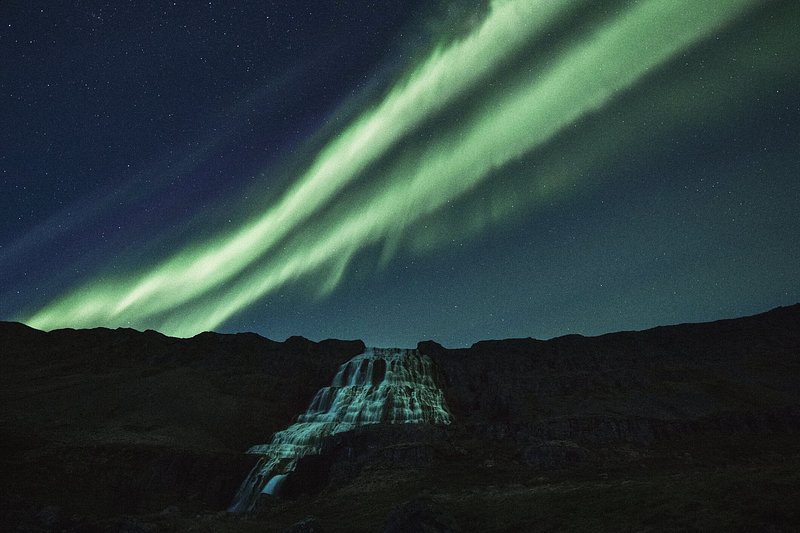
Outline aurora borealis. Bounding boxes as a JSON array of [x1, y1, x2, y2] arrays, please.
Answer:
[[2, 0, 799, 346]]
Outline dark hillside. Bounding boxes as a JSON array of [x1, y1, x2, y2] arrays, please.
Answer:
[[1, 306, 798, 531]]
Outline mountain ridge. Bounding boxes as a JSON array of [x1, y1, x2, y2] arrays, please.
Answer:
[[1, 304, 799, 531], [5, 302, 798, 348]]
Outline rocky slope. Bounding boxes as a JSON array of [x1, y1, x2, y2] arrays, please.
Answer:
[[1, 305, 799, 531], [422, 303, 800, 442], [0, 325, 363, 526]]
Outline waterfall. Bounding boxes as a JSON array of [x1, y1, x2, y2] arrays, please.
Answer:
[[228, 348, 452, 512]]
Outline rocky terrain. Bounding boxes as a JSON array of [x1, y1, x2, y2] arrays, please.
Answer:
[[1, 305, 799, 531]]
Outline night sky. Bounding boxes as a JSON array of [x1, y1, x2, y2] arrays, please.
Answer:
[[2, 0, 798, 347]]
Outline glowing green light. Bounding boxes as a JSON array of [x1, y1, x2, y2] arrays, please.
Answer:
[[27, 0, 760, 335]]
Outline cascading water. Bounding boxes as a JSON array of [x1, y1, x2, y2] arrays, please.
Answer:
[[228, 347, 452, 513]]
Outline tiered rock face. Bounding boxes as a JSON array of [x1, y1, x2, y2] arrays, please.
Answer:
[[420, 304, 800, 443], [229, 348, 452, 512]]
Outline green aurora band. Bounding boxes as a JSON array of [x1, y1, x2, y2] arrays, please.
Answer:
[[27, 0, 769, 335]]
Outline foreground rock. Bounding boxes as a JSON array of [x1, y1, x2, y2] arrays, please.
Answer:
[[384, 498, 461, 533]]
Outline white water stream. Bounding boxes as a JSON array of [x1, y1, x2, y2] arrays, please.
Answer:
[[229, 347, 452, 512]]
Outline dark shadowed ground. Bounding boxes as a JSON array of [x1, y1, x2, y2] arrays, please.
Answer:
[[1, 305, 799, 531]]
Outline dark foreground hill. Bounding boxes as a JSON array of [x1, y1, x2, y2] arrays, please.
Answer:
[[1, 305, 799, 531]]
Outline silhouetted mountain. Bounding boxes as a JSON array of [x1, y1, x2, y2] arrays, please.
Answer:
[[422, 304, 800, 439], [1, 305, 798, 531]]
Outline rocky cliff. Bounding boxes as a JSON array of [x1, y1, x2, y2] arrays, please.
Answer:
[[421, 304, 800, 442], [1, 305, 798, 531]]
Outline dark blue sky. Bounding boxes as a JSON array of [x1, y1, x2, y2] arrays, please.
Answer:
[[2, 0, 798, 347]]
